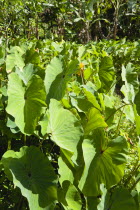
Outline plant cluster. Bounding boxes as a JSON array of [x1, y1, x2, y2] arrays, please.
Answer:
[[0, 0, 140, 43], [0, 38, 139, 209]]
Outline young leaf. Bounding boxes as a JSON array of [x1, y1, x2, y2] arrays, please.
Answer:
[[84, 108, 107, 135]]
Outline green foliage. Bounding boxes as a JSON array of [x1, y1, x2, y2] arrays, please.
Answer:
[[0, 38, 140, 209], [84, 108, 107, 134], [99, 56, 115, 91], [97, 185, 138, 210], [0, 0, 140, 42]]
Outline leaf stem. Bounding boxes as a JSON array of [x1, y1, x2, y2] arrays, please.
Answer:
[[7, 139, 11, 150], [130, 177, 140, 191], [116, 106, 124, 135], [49, 143, 55, 155], [105, 103, 131, 122]]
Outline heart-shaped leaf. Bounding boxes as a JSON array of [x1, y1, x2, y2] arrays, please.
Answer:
[[46, 99, 83, 157], [79, 130, 128, 196], [6, 72, 46, 134], [2, 146, 57, 210], [45, 57, 78, 103]]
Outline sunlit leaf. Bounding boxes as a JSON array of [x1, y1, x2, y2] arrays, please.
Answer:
[[79, 131, 128, 196], [84, 108, 107, 135], [46, 99, 83, 157], [45, 57, 78, 103], [6, 46, 25, 71], [6, 73, 46, 134], [121, 63, 139, 102], [15, 63, 35, 85]]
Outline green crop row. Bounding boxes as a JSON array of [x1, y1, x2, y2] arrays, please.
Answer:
[[0, 38, 139, 209]]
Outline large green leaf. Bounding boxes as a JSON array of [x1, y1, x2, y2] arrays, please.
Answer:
[[97, 186, 137, 210], [99, 56, 115, 91], [45, 57, 63, 94], [2, 146, 57, 210], [46, 99, 83, 157], [6, 73, 46, 134], [107, 188, 137, 210], [6, 73, 25, 132], [79, 130, 128, 196], [44, 57, 78, 102]]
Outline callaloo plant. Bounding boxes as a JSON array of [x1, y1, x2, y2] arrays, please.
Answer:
[[0, 39, 139, 209]]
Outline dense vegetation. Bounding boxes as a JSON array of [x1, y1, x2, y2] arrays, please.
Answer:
[[0, 0, 140, 42], [0, 0, 140, 209]]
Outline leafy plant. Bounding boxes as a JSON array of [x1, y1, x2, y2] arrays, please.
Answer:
[[0, 38, 139, 209]]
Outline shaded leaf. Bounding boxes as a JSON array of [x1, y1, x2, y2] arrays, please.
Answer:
[[134, 89, 140, 116], [2, 146, 57, 210], [106, 188, 137, 210], [99, 56, 115, 91]]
